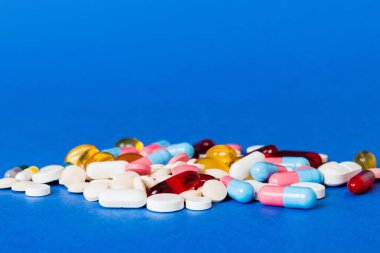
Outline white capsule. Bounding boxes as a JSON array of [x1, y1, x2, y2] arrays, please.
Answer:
[[246, 145, 264, 154], [111, 172, 139, 189], [201, 180, 227, 202], [86, 161, 127, 179], [15, 166, 39, 181], [186, 196, 212, 211], [229, 151, 265, 180], [204, 169, 229, 179], [25, 183, 50, 197], [67, 182, 90, 193], [0, 178, 17, 189], [83, 181, 109, 201], [147, 193, 184, 212], [11, 181, 34, 192], [32, 165, 64, 184], [59, 165, 86, 186], [99, 189, 147, 208]]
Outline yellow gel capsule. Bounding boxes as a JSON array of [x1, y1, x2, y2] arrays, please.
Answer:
[[115, 137, 144, 151], [196, 157, 230, 173], [116, 153, 144, 163], [84, 152, 115, 169], [205, 145, 238, 167], [65, 144, 99, 167], [354, 151, 377, 169]]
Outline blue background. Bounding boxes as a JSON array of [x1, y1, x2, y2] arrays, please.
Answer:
[[1, 0, 380, 252]]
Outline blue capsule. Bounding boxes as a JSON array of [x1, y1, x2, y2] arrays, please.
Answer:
[[167, 143, 194, 158], [250, 162, 289, 182], [221, 176, 255, 203]]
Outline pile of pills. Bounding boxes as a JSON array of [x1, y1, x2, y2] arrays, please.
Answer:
[[0, 138, 378, 212]]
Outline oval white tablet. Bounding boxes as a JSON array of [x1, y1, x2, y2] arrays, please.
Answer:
[[86, 161, 127, 179], [140, 176, 156, 190], [67, 182, 89, 193], [0, 178, 17, 189], [11, 181, 34, 192], [133, 177, 146, 192], [201, 180, 227, 202], [25, 183, 50, 197], [180, 190, 202, 200], [59, 165, 86, 186], [111, 172, 138, 189], [291, 182, 326, 199], [15, 170, 33, 181], [150, 167, 171, 180], [186, 196, 212, 211], [147, 193, 184, 212], [155, 175, 171, 184], [204, 169, 229, 179], [99, 189, 147, 208], [83, 181, 109, 201], [32, 165, 64, 184]]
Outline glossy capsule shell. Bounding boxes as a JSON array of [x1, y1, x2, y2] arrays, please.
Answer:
[[102, 147, 139, 157], [84, 152, 114, 169], [64, 144, 99, 167], [265, 157, 310, 170], [250, 162, 288, 182], [167, 142, 194, 158], [275, 151, 323, 168], [193, 139, 215, 158], [354, 151, 377, 169], [194, 174, 215, 189], [269, 169, 323, 186], [258, 185, 317, 209], [196, 157, 230, 172], [206, 145, 238, 167], [4, 165, 28, 178], [148, 171, 200, 196], [220, 176, 254, 203], [139, 140, 170, 155], [246, 145, 278, 157], [130, 149, 173, 166], [347, 170, 375, 194], [114, 137, 144, 150]]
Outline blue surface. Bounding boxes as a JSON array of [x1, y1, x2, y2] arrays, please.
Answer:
[[1, 0, 380, 252]]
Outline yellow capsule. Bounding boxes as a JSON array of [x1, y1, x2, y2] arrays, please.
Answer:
[[84, 152, 115, 169], [354, 150, 377, 169], [205, 145, 238, 167], [116, 153, 144, 163], [196, 157, 230, 173], [115, 137, 144, 151], [64, 144, 99, 167]]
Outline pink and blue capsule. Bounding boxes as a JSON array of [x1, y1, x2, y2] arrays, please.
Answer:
[[139, 140, 171, 155], [102, 146, 139, 157], [258, 185, 317, 209], [220, 176, 255, 203], [167, 142, 194, 158], [265, 157, 310, 170], [268, 168, 323, 186], [128, 149, 173, 167], [250, 162, 288, 182]]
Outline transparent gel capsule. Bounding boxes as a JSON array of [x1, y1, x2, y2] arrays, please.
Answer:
[[84, 152, 115, 169], [148, 171, 200, 196], [116, 153, 144, 163], [354, 151, 377, 170], [196, 157, 230, 172], [4, 165, 28, 178], [193, 139, 215, 158], [205, 145, 237, 167], [114, 137, 144, 151], [64, 144, 99, 167]]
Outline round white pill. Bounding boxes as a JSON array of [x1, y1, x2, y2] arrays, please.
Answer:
[[0, 178, 17, 189], [204, 169, 229, 179], [67, 182, 89, 193], [201, 180, 227, 202], [99, 189, 147, 208], [11, 181, 34, 192], [186, 196, 212, 211], [83, 181, 109, 201], [59, 165, 86, 186], [15, 170, 33, 181], [32, 165, 64, 184], [86, 161, 127, 179], [180, 190, 201, 200], [25, 183, 51, 197], [147, 193, 184, 212], [291, 182, 326, 199]]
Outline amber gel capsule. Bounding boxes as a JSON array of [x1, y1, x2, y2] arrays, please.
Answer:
[[347, 170, 375, 194], [148, 171, 200, 196], [354, 151, 377, 169]]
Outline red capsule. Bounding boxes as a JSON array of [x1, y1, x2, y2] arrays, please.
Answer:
[[347, 170, 375, 194], [275, 151, 322, 168], [148, 171, 200, 196], [194, 174, 215, 189], [193, 139, 215, 158], [247, 145, 278, 157]]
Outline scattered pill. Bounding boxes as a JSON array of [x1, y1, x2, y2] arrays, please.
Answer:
[[59, 165, 86, 186], [147, 193, 184, 212], [168, 153, 191, 164], [0, 178, 17, 189], [149, 171, 200, 195], [268, 169, 323, 186], [347, 170, 375, 194], [221, 176, 254, 203], [186, 196, 212, 211], [180, 190, 202, 200], [354, 151, 376, 170], [291, 182, 326, 199], [193, 139, 215, 158], [265, 157, 310, 170], [86, 161, 127, 179], [11, 181, 34, 192], [368, 168, 380, 179], [4, 165, 28, 178], [99, 189, 147, 208], [206, 145, 238, 167], [274, 151, 323, 168], [84, 181, 109, 201], [133, 177, 146, 192], [172, 165, 198, 176], [67, 182, 90, 193], [204, 169, 229, 179], [250, 162, 288, 182], [25, 183, 51, 197], [201, 180, 227, 202], [115, 137, 144, 150], [318, 161, 361, 186], [111, 172, 139, 189], [229, 151, 265, 180], [32, 165, 64, 184], [64, 144, 99, 167]]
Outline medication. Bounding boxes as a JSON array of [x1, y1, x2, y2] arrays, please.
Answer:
[[133, 177, 146, 192], [206, 145, 238, 166], [111, 172, 139, 189], [64, 144, 99, 167], [274, 151, 323, 168], [101, 147, 139, 158], [172, 165, 199, 176], [193, 139, 215, 158], [84, 152, 114, 169], [15, 166, 39, 181], [147, 193, 184, 212], [245, 180, 272, 200], [354, 151, 376, 169], [139, 140, 170, 155], [116, 153, 144, 163], [220, 176, 254, 203], [0, 178, 17, 189], [186, 197, 212, 211], [148, 171, 200, 195], [180, 190, 202, 200], [4, 165, 28, 178], [150, 167, 171, 179], [291, 182, 326, 199], [258, 185, 317, 209], [168, 153, 190, 164], [32, 165, 64, 184], [167, 142, 194, 158], [204, 169, 229, 179], [268, 169, 323, 186], [347, 170, 375, 194], [114, 137, 144, 150], [67, 182, 89, 193], [99, 189, 147, 208], [201, 180, 227, 202], [368, 168, 380, 179], [196, 157, 229, 173], [246, 145, 278, 157], [318, 161, 361, 186], [229, 151, 265, 180], [59, 165, 86, 186], [125, 163, 151, 175], [250, 162, 288, 182], [11, 181, 34, 192], [129, 149, 173, 166], [140, 176, 156, 190], [194, 174, 215, 189], [25, 183, 51, 197], [83, 181, 109, 201], [86, 161, 127, 179], [265, 157, 310, 170]]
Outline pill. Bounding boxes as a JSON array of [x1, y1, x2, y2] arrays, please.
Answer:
[[194, 174, 215, 189], [4, 165, 28, 178], [86, 161, 127, 179], [84, 152, 115, 169], [291, 182, 326, 199], [15, 166, 39, 181], [128, 150, 173, 168], [268, 169, 323, 186], [64, 144, 99, 167], [221, 176, 254, 203], [318, 161, 361, 186], [168, 153, 191, 164], [180, 190, 202, 199], [201, 180, 227, 202], [172, 165, 198, 176], [32, 165, 64, 184], [229, 151, 265, 180], [250, 162, 288, 182], [204, 169, 229, 179], [59, 165, 86, 186], [11, 181, 34, 192], [347, 170, 375, 194], [206, 145, 238, 167], [83, 181, 109, 201], [186, 197, 212, 211], [245, 180, 272, 200], [196, 157, 229, 173], [0, 178, 17, 189], [155, 175, 172, 184], [265, 157, 310, 170], [101, 147, 138, 158], [67, 182, 90, 193], [116, 153, 144, 163], [319, 153, 328, 163], [114, 137, 144, 150], [111, 172, 139, 189], [147, 193, 184, 212], [368, 168, 380, 179], [151, 164, 165, 172], [140, 176, 156, 190], [25, 183, 51, 197], [150, 167, 171, 179], [274, 151, 323, 168], [148, 171, 200, 195], [133, 177, 146, 192], [99, 189, 147, 208], [354, 151, 376, 170], [139, 140, 170, 156], [258, 185, 316, 209], [193, 139, 215, 158], [167, 142, 194, 158], [246, 145, 278, 157]]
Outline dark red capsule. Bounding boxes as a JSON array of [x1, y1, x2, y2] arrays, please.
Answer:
[[247, 145, 278, 157], [194, 174, 215, 189], [275, 151, 322, 168], [148, 171, 200, 196], [347, 170, 375, 194], [193, 139, 215, 158]]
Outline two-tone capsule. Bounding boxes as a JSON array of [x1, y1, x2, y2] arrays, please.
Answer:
[[265, 157, 310, 170], [268, 169, 323, 186], [250, 162, 288, 182], [148, 171, 200, 196], [220, 176, 255, 203], [139, 140, 171, 155], [347, 170, 375, 194]]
